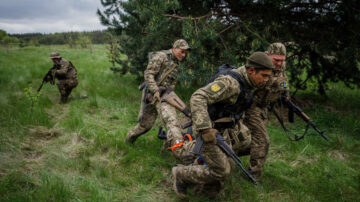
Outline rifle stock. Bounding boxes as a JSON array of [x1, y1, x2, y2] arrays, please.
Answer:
[[162, 91, 191, 117]]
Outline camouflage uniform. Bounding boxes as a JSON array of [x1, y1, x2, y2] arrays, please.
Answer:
[[126, 39, 191, 161], [50, 52, 78, 103], [243, 43, 289, 180], [173, 65, 258, 197]]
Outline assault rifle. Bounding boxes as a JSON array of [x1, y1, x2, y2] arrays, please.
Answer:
[[279, 96, 329, 141], [192, 134, 257, 184], [37, 65, 56, 92]]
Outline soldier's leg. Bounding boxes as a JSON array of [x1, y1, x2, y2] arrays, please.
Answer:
[[56, 80, 68, 103], [63, 79, 78, 102], [125, 94, 157, 144], [172, 143, 232, 198], [157, 102, 183, 158], [244, 107, 269, 180]]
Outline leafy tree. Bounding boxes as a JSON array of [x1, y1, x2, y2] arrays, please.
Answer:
[[98, 0, 360, 94], [0, 29, 6, 41], [76, 35, 92, 48]]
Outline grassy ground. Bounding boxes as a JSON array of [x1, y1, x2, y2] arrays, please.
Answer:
[[0, 45, 359, 201]]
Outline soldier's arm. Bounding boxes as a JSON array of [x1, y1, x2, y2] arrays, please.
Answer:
[[190, 76, 240, 131], [55, 60, 70, 76], [144, 52, 166, 94]]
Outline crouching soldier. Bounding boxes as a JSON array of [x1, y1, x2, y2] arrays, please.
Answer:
[[172, 52, 274, 199], [49, 52, 78, 103]]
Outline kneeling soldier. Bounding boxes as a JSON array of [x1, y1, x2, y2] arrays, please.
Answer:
[[49, 52, 78, 103], [172, 52, 273, 198]]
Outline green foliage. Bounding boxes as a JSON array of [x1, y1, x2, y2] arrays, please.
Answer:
[[106, 32, 121, 67], [0, 29, 7, 40], [76, 35, 92, 49], [98, 0, 360, 94], [0, 45, 359, 201], [11, 30, 110, 46], [23, 86, 41, 116]]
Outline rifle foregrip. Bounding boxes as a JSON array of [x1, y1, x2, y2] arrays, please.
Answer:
[[181, 120, 192, 129], [182, 108, 191, 117], [138, 82, 146, 91]]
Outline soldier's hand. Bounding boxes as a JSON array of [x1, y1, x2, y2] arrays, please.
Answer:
[[159, 86, 167, 93], [152, 91, 161, 104], [201, 128, 218, 144], [51, 69, 57, 77]]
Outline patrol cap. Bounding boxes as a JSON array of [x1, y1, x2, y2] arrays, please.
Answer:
[[50, 52, 61, 59], [246, 52, 274, 70], [173, 39, 190, 50], [267, 42, 286, 55]]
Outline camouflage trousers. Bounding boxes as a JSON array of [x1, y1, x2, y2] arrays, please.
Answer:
[[173, 133, 235, 197], [126, 90, 193, 162], [57, 78, 78, 103], [243, 105, 269, 180]]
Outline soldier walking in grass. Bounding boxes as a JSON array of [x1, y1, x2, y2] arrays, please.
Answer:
[[172, 52, 274, 198], [242, 43, 289, 181], [125, 39, 193, 162], [48, 52, 78, 103]]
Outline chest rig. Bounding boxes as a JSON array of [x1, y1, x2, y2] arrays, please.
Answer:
[[207, 64, 253, 129]]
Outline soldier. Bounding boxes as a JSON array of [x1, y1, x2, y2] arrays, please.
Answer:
[[172, 52, 274, 198], [243, 43, 289, 181], [125, 39, 191, 161], [49, 52, 78, 103]]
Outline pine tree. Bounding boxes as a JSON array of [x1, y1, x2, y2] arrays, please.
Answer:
[[98, 0, 360, 94]]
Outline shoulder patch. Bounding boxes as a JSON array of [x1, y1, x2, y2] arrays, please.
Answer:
[[280, 81, 287, 88], [211, 83, 221, 92]]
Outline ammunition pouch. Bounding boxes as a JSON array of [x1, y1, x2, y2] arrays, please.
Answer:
[[213, 117, 235, 130]]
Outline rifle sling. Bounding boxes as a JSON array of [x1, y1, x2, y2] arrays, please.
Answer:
[[272, 106, 310, 141], [157, 62, 177, 87]]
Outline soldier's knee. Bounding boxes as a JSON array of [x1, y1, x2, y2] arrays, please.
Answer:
[[211, 162, 231, 181]]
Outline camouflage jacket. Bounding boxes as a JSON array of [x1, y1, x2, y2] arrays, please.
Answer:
[[252, 63, 290, 108], [144, 49, 180, 94], [54, 59, 77, 80], [190, 66, 257, 133]]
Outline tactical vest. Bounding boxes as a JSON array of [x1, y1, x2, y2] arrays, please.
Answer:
[[148, 51, 177, 87], [207, 64, 253, 128]]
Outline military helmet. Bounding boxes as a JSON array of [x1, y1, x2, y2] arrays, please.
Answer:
[[173, 39, 190, 50], [267, 42, 286, 55], [246, 52, 274, 70], [50, 52, 61, 59]]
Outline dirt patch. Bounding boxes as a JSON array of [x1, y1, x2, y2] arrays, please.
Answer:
[[28, 126, 61, 140], [329, 150, 347, 161], [290, 155, 318, 167], [46, 103, 70, 123]]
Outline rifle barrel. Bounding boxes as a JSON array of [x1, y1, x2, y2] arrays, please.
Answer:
[[310, 122, 329, 141]]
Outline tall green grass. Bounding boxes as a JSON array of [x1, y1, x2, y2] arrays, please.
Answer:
[[0, 45, 359, 201]]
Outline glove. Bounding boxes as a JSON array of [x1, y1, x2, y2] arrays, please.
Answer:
[[158, 86, 167, 94], [201, 128, 218, 144], [151, 91, 161, 104]]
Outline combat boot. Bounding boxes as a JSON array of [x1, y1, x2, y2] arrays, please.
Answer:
[[125, 133, 139, 144], [125, 126, 150, 144], [172, 166, 187, 199], [60, 95, 68, 104]]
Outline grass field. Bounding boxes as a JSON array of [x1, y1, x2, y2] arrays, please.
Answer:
[[0, 45, 359, 201]]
